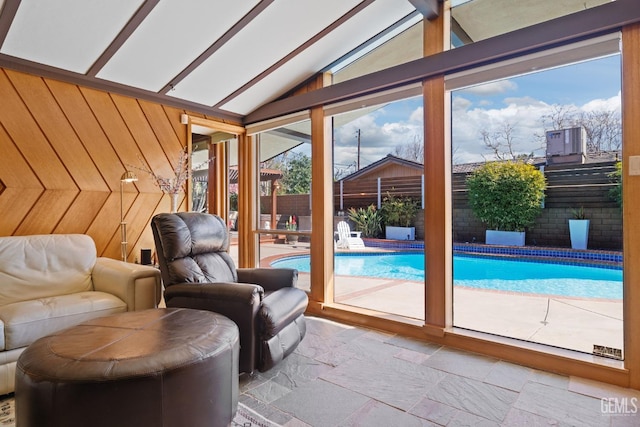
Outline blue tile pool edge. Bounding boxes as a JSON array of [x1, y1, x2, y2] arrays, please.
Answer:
[[360, 239, 623, 269]]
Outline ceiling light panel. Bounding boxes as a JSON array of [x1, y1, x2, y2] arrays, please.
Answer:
[[96, 0, 260, 92], [221, 0, 416, 115], [1, 0, 144, 73], [169, 0, 361, 108]]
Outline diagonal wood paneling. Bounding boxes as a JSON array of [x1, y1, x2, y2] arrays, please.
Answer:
[[0, 67, 202, 261], [0, 70, 74, 190], [15, 190, 80, 236], [6, 69, 108, 192], [46, 79, 125, 192]]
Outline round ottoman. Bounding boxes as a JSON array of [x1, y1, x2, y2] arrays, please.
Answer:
[[15, 308, 239, 427]]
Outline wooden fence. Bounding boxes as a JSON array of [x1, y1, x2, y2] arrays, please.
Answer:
[[336, 161, 619, 211], [260, 162, 621, 249], [329, 161, 621, 249]]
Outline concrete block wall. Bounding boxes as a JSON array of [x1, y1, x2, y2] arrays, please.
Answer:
[[454, 207, 622, 250]]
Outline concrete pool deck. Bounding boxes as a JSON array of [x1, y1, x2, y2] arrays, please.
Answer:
[[231, 238, 624, 358]]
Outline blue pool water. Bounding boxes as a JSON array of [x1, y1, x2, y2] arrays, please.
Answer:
[[271, 252, 623, 299]]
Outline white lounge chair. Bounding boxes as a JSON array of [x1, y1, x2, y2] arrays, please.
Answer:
[[336, 221, 365, 249]]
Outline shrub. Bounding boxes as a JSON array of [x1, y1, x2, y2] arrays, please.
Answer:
[[466, 161, 546, 232], [608, 161, 622, 209], [347, 205, 382, 238], [229, 192, 238, 211], [379, 193, 420, 228]]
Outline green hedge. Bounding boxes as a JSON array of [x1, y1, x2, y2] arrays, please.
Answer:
[[466, 161, 546, 232]]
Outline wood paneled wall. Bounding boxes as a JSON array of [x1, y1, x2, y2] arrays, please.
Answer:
[[0, 67, 217, 261]]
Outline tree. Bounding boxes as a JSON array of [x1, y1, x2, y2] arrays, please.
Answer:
[[393, 134, 424, 163], [280, 152, 311, 194], [579, 109, 622, 152], [538, 104, 621, 153], [479, 121, 535, 161], [334, 161, 356, 180], [466, 161, 546, 232]]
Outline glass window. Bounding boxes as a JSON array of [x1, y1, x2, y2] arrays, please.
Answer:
[[255, 119, 312, 292], [449, 45, 623, 358], [330, 94, 425, 321]]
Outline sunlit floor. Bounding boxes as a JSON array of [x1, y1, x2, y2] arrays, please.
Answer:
[[240, 315, 640, 426]]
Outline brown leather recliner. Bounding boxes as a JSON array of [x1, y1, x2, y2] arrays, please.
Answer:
[[151, 212, 307, 373]]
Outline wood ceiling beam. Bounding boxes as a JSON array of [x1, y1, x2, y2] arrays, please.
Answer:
[[159, 0, 275, 95], [0, 0, 21, 49], [87, 0, 160, 77], [244, 0, 640, 125]]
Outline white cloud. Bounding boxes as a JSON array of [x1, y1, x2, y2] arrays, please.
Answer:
[[333, 105, 424, 168], [452, 96, 472, 111], [332, 88, 620, 169], [452, 98, 552, 163], [409, 106, 423, 123], [581, 92, 621, 113], [503, 96, 547, 109]]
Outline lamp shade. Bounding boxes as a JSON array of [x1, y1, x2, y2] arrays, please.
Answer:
[[120, 171, 138, 183]]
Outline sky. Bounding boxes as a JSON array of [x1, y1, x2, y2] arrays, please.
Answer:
[[328, 53, 621, 171]]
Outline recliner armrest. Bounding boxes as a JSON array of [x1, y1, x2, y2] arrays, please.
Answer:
[[92, 258, 162, 311], [164, 282, 263, 306], [164, 282, 263, 374], [237, 268, 298, 292]]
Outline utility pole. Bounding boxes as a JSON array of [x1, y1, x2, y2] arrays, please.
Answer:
[[356, 129, 361, 170]]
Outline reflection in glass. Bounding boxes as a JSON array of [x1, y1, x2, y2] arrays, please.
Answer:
[[451, 0, 612, 47]]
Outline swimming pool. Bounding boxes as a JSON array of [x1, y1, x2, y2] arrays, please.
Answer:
[[271, 252, 623, 299]]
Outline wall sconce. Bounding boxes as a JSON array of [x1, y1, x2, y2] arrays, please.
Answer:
[[120, 171, 138, 261]]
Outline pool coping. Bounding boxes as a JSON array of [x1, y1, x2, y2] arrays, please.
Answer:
[[361, 239, 623, 267]]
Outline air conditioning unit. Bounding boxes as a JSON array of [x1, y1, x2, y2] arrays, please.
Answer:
[[546, 127, 586, 164]]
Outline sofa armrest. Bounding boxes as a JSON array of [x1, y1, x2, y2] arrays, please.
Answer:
[[237, 268, 298, 292], [92, 258, 162, 311], [164, 282, 262, 373]]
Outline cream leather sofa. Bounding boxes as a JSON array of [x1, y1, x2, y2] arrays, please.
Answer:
[[0, 234, 162, 395]]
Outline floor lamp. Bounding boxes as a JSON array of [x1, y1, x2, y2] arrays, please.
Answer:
[[120, 171, 138, 262]]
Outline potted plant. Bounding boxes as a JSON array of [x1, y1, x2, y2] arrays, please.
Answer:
[[569, 206, 589, 250], [285, 214, 298, 244], [466, 161, 546, 246], [379, 193, 420, 240], [347, 205, 383, 238]]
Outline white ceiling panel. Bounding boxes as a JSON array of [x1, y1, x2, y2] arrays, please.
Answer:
[[0, 0, 425, 119], [168, 0, 361, 107], [96, 0, 260, 92], [1, 0, 144, 73], [220, 0, 417, 115]]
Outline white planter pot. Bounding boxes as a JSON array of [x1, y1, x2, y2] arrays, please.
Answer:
[[569, 219, 590, 250], [485, 230, 525, 246], [385, 226, 415, 240]]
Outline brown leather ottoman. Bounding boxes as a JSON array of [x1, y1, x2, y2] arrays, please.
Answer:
[[15, 308, 239, 427]]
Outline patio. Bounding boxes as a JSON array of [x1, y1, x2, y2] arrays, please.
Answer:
[[238, 237, 623, 358]]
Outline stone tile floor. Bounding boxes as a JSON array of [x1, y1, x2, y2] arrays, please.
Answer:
[[239, 316, 640, 427]]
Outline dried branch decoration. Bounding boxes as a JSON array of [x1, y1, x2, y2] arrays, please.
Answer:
[[130, 148, 189, 194]]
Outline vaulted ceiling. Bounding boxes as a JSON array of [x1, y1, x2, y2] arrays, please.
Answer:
[[0, 0, 422, 122], [0, 0, 617, 125]]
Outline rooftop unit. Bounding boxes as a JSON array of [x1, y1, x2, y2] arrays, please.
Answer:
[[546, 127, 587, 164]]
